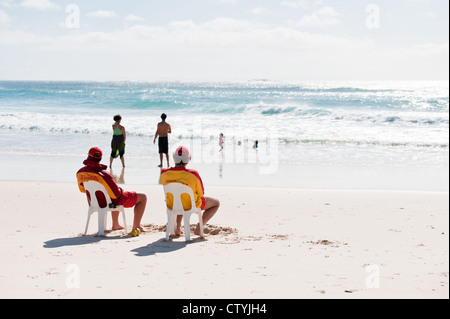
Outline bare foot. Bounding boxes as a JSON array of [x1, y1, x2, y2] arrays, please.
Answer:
[[175, 226, 182, 237], [194, 223, 204, 237], [137, 226, 147, 233], [112, 225, 124, 231]]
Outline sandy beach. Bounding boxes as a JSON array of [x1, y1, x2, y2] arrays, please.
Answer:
[[0, 0, 448, 303], [0, 180, 448, 299]]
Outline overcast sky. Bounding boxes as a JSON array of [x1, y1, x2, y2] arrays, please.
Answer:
[[0, 0, 448, 81]]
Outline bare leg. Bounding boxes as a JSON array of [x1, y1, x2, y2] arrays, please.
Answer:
[[133, 193, 147, 231], [120, 156, 125, 168], [158, 154, 163, 167], [110, 156, 114, 168], [165, 153, 170, 167], [195, 197, 220, 235], [111, 211, 124, 230], [175, 215, 183, 236]]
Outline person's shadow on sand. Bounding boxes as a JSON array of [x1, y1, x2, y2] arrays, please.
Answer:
[[131, 238, 205, 257]]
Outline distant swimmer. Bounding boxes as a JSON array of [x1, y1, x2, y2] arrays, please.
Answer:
[[153, 113, 172, 168], [219, 133, 224, 151]]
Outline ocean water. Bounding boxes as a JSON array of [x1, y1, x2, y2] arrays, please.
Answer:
[[0, 80, 448, 190]]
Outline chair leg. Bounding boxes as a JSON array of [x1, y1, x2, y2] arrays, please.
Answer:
[[165, 212, 173, 241], [122, 210, 127, 233], [184, 213, 192, 242], [84, 212, 91, 236], [98, 210, 106, 236]]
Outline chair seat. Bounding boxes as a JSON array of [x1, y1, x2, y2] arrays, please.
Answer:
[[83, 181, 127, 236]]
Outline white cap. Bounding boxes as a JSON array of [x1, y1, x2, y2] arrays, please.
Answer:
[[173, 146, 191, 164]]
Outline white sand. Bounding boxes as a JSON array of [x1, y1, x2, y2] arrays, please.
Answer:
[[0, 181, 448, 299]]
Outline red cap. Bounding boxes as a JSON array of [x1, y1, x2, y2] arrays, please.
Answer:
[[88, 147, 103, 160]]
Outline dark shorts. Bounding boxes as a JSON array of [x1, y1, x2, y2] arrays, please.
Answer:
[[117, 191, 138, 208], [111, 135, 125, 158], [158, 136, 169, 154]]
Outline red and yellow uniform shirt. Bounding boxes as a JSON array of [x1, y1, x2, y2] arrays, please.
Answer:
[[160, 167, 206, 211], [76, 159, 124, 207]]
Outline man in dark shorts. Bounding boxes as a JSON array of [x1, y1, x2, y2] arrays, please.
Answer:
[[77, 147, 147, 235], [153, 113, 172, 168]]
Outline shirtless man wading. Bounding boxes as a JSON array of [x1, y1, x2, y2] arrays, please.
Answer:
[[153, 113, 172, 168]]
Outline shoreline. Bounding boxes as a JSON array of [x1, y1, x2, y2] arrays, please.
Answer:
[[0, 181, 448, 299], [2, 153, 448, 192], [1, 179, 449, 194]]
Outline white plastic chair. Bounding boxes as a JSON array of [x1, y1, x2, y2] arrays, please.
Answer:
[[83, 181, 127, 236], [164, 183, 204, 242]]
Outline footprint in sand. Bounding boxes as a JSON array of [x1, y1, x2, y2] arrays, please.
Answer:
[[142, 224, 238, 237]]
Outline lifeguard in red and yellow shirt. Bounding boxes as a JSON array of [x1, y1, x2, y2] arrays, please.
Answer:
[[77, 147, 147, 234], [160, 146, 220, 237]]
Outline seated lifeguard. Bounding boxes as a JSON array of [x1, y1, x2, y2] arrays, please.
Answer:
[[160, 146, 220, 237], [76, 147, 147, 234]]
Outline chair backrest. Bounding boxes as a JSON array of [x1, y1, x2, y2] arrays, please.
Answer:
[[164, 183, 196, 213], [83, 181, 113, 209]]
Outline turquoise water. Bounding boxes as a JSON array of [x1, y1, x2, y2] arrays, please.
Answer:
[[0, 80, 448, 190]]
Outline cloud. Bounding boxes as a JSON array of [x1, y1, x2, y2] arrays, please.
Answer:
[[11, 17, 365, 54], [2, 18, 446, 59], [125, 14, 145, 22], [86, 10, 117, 18], [0, 29, 50, 44], [210, 0, 239, 4], [298, 6, 341, 27], [0, 8, 11, 25], [249, 6, 271, 15], [0, 0, 14, 8], [19, 0, 60, 11], [0, 17, 448, 81], [281, 0, 309, 9]]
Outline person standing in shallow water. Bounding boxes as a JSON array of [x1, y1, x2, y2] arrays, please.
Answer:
[[219, 133, 224, 151], [153, 113, 172, 168], [110, 115, 126, 168]]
